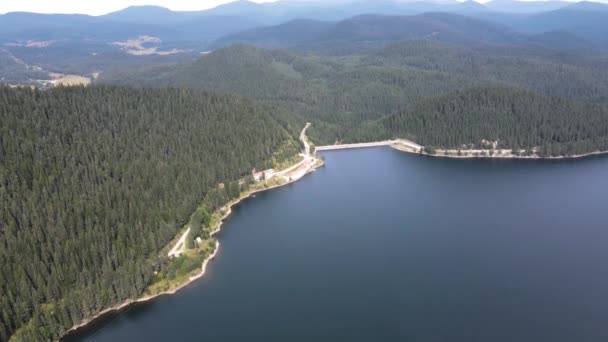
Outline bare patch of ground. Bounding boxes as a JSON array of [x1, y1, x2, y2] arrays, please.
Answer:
[[113, 35, 187, 56], [44, 73, 91, 86]]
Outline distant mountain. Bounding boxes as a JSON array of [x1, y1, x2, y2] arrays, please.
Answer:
[[2, 0, 608, 79], [0, 13, 99, 41], [563, 1, 608, 11], [214, 12, 524, 53], [103, 6, 190, 23], [212, 19, 334, 49], [484, 0, 569, 13], [458, 1, 488, 12], [484, 6, 608, 48], [319, 13, 520, 45], [175, 0, 491, 24], [3, 0, 608, 47], [202, 0, 270, 16], [0, 14, 170, 42], [0, 6, 262, 77], [0, 10, 261, 43]]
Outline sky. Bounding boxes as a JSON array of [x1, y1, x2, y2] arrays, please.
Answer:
[[0, 0, 603, 15], [0, 0, 280, 15]]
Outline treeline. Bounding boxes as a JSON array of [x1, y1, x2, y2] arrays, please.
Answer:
[[0, 85, 299, 341], [345, 87, 608, 156]]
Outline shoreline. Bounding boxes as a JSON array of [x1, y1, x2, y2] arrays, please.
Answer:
[[60, 157, 323, 341], [392, 145, 608, 160], [60, 241, 221, 339], [58, 133, 604, 340]]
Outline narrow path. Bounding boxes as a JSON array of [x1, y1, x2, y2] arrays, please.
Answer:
[[168, 226, 190, 258], [300, 122, 311, 156]]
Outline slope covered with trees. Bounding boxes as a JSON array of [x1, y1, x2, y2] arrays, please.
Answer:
[[212, 11, 608, 54], [346, 87, 608, 156], [103, 42, 608, 149], [4, 2, 608, 341], [0, 85, 300, 341], [0, 49, 47, 84], [212, 13, 525, 53], [371, 40, 608, 102]]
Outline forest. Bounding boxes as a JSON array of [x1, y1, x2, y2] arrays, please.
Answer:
[[344, 86, 608, 156], [4, 16, 608, 342], [103, 42, 608, 152], [0, 85, 300, 341], [3, 2, 608, 341]]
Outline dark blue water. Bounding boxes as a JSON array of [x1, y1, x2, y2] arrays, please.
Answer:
[[65, 148, 608, 341]]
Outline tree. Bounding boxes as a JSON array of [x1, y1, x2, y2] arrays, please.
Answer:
[[0, 85, 301, 341]]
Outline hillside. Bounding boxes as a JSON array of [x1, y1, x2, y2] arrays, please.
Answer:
[[199, 0, 490, 22], [103, 42, 608, 145], [477, 5, 608, 48], [0, 85, 301, 341], [346, 87, 608, 156], [524, 31, 599, 53], [212, 10, 608, 54], [213, 13, 526, 53], [371, 40, 608, 101], [4, 1, 608, 341], [0, 8, 261, 79], [318, 13, 521, 47], [212, 19, 334, 49], [102, 44, 481, 142], [2, 2, 608, 80], [0, 48, 47, 83]]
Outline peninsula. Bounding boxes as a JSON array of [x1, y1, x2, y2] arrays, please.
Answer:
[[61, 123, 322, 339]]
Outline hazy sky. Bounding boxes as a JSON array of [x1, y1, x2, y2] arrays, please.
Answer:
[[0, 0, 602, 15], [0, 0, 280, 15]]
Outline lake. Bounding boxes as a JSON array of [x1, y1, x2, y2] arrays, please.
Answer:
[[64, 147, 608, 341]]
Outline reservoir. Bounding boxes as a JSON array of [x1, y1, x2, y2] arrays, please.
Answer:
[[65, 147, 608, 341]]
